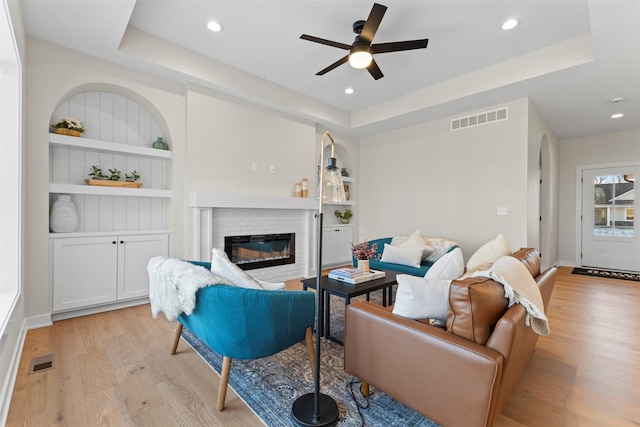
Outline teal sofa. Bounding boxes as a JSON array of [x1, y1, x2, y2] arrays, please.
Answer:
[[352, 237, 457, 276]]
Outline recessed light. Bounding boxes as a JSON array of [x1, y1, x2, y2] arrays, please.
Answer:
[[611, 113, 624, 119], [502, 18, 519, 30], [207, 20, 223, 32], [609, 96, 625, 103], [345, 88, 354, 95]]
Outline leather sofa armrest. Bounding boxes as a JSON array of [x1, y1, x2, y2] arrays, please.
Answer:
[[344, 301, 504, 427]]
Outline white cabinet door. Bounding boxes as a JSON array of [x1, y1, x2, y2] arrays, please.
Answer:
[[52, 236, 118, 312], [322, 227, 338, 265], [335, 225, 354, 263], [118, 234, 169, 300], [321, 225, 354, 267]]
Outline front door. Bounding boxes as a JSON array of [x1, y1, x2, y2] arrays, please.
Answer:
[[581, 166, 639, 271]]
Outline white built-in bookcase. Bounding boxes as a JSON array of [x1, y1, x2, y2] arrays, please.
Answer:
[[49, 91, 172, 319]]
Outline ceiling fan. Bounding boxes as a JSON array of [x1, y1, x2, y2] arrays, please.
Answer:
[[300, 2, 429, 80]]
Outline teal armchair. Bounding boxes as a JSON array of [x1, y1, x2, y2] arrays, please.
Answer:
[[171, 261, 316, 410]]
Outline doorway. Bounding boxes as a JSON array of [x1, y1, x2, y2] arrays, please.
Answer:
[[580, 164, 639, 272]]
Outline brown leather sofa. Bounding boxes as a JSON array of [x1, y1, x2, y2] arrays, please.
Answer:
[[344, 248, 556, 427]]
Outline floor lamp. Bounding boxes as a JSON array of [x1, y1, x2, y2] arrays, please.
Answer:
[[291, 131, 345, 426]]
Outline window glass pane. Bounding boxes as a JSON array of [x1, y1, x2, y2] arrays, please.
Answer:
[[593, 174, 634, 237]]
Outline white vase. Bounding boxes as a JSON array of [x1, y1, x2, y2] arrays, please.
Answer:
[[358, 259, 370, 273], [50, 194, 78, 232]]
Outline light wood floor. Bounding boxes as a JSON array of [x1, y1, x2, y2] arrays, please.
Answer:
[[6, 267, 640, 426]]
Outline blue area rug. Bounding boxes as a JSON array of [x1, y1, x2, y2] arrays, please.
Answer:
[[181, 292, 440, 427]]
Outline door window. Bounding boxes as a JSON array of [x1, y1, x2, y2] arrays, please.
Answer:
[[593, 174, 634, 237]]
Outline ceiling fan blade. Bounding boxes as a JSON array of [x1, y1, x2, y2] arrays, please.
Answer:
[[316, 56, 349, 75], [371, 39, 429, 54], [300, 34, 351, 50], [367, 59, 384, 80], [360, 3, 387, 44]]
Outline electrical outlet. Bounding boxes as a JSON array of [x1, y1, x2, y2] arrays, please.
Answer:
[[497, 207, 508, 216], [251, 163, 258, 172]]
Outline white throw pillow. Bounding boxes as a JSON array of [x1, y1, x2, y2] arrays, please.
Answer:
[[466, 234, 511, 272], [210, 248, 264, 289], [258, 280, 286, 290], [424, 247, 464, 281], [392, 274, 450, 322], [380, 244, 424, 268]]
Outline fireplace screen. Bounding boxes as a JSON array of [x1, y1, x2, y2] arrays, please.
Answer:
[[224, 233, 295, 270]]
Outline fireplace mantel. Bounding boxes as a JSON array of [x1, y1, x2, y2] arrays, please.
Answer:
[[190, 192, 318, 210]]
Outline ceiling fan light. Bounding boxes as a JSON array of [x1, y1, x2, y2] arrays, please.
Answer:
[[502, 18, 519, 30], [349, 50, 373, 69], [207, 20, 223, 32]]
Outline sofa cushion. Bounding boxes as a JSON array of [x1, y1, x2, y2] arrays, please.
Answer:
[[396, 229, 432, 260], [392, 275, 450, 323], [446, 275, 509, 345], [380, 243, 424, 268], [446, 248, 539, 345], [466, 234, 511, 272], [424, 247, 464, 281]]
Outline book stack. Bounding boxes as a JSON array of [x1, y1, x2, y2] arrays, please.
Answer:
[[328, 268, 386, 284]]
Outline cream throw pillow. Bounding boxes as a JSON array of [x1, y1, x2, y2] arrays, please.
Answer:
[[380, 244, 424, 268], [392, 274, 450, 322], [210, 248, 264, 289], [424, 247, 464, 281], [393, 229, 433, 261], [466, 234, 511, 272]]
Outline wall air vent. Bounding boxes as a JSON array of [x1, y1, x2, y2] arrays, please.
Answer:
[[451, 107, 508, 131]]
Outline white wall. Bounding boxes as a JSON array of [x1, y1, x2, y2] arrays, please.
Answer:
[[186, 87, 316, 196], [558, 129, 640, 265], [358, 98, 531, 261]]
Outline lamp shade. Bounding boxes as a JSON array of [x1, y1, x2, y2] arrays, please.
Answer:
[[321, 157, 346, 203]]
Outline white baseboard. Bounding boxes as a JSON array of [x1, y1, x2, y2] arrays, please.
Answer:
[[0, 318, 28, 426], [25, 313, 52, 330]]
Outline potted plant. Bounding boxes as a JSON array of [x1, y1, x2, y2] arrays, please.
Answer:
[[51, 117, 85, 137], [334, 209, 353, 224], [350, 240, 380, 272], [86, 165, 142, 188], [88, 165, 107, 180], [125, 170, 140, 182]]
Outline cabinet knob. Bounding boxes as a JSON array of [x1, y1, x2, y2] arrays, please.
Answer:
[[120, 240, 124, 244], [112, 241, 117, 244]]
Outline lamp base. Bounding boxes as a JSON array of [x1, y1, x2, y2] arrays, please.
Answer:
[[291, 393, 339, 427]]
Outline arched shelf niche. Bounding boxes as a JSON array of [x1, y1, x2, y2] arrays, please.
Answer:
[[49, 83, 173, 234]]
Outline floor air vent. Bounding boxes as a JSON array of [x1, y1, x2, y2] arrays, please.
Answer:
[[451, 107, 508, 131], [28, 354, 55, 374]]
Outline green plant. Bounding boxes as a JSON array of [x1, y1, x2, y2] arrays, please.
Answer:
[[107, 168, 122, 181], [125, 170, 140, 182], [88, 165, 106, 180], [334, 209, 352, 220], [51, 117, 85, 133]]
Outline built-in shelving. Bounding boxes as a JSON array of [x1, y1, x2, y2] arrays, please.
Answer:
[[50, 132, 172, 159], [50, 183, 171, 198]]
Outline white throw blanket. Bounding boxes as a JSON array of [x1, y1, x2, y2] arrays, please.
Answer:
[[147, 256, 230, 321], [474, 255, 549, 335]]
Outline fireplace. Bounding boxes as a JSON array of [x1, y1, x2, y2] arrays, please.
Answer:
[[225, 233, 295, 271]]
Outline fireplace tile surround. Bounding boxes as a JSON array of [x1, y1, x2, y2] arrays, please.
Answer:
[[191, 193, 318, 282]]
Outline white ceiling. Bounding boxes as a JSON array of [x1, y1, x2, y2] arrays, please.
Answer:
[[19, 0, 640, 139]]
